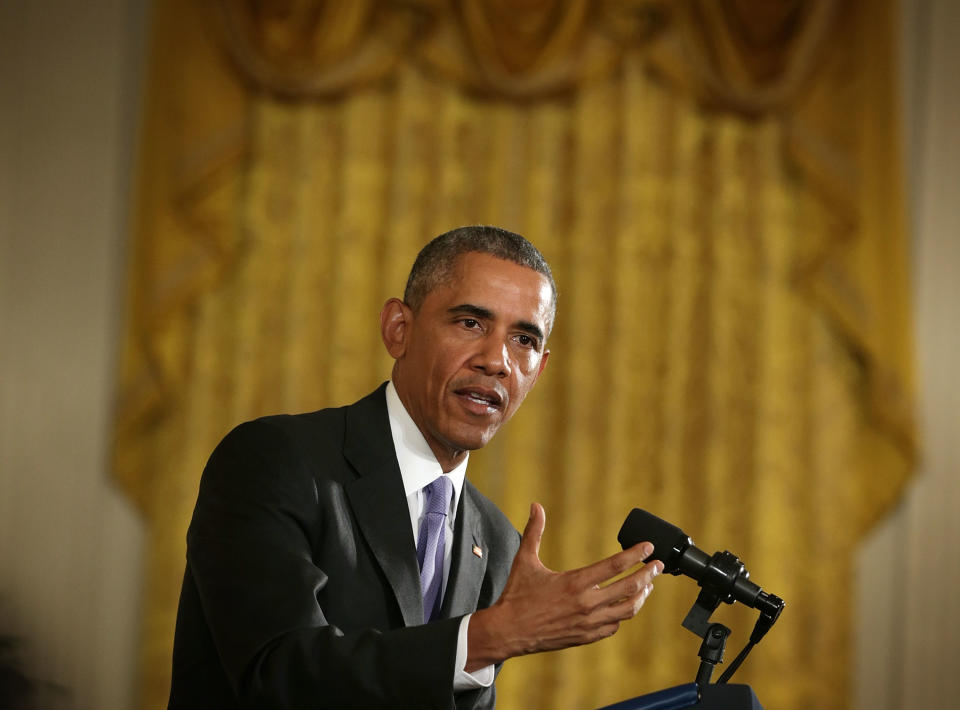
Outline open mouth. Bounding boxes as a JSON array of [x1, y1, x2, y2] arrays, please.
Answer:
[[454, 387, 504, 412]]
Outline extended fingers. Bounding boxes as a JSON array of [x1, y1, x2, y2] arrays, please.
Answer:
[[490, 539, 661, 656], [586, 562, 661, 625], [576, 542, 654, 588], [600, 579, 656, 623], [555, 568, 659, 645], [560, 559, 662, 623], [596, 560, 663, 605]]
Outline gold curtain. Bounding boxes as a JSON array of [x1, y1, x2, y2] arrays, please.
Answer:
[[116, 1, 914, 707]]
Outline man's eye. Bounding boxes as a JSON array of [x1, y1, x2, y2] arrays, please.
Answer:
[[515, 334, 536, 348], [462, 319, 479, 329]]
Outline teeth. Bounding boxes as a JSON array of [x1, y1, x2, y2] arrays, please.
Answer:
[[467, 391, 496, 405]]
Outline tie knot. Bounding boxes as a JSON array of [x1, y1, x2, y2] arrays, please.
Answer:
[[424, 475, 453, 517]]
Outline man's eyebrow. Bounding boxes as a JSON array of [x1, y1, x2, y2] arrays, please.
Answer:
[[448, 303, 495, 321], [448, 303, 545, 343]]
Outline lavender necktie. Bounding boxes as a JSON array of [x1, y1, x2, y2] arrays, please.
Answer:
[[416, 475, 453, 622]]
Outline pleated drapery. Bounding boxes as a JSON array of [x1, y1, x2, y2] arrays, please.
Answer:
[[116, 1, 914, 708]]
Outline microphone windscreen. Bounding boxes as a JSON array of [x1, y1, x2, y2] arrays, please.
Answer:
[[617, 508, 689, 565]]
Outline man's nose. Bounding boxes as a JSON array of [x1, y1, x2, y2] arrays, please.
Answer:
[[471, 336, 510, 377]]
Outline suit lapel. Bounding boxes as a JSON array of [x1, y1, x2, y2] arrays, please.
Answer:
[[439, 482, 488, 619], [343, 384, 425, 627]]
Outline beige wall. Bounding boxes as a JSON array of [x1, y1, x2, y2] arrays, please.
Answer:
[[0, 1, 148, 708], [855, 0, 960, 708]]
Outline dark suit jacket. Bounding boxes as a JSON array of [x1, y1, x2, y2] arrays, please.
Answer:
[[168, 384, 521, 709]]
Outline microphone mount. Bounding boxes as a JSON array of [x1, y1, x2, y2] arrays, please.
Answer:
[[680, 550, 783, 637]]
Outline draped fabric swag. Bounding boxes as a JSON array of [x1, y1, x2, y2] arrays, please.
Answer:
[[115, 1, 914, 708]]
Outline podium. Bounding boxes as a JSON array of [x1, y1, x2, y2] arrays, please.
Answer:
[[597, 683, 763, 710]]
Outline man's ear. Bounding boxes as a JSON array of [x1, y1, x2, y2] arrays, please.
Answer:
[[380, 298, 411, 359], [535, 349, 550, 381]]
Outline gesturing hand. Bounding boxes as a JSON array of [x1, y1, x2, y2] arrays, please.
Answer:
[[466, 502, 663, 670]]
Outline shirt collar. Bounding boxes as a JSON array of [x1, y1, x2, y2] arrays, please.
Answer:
[[385, 380, 467, 509]]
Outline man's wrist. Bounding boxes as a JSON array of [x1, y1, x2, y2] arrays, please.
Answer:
[[454, 614, 494, 690], [465, 605, 512, 671]]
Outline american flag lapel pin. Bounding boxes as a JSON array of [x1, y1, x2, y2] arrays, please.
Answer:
[[472, 544, 483, 559]]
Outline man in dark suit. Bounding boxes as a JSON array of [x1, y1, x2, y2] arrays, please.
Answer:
[[169, 226, 663, 709]]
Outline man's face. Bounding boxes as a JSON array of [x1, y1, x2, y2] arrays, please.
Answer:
[[383, 252, 552, 469]]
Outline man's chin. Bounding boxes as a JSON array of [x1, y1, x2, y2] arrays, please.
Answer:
[[445, 425, 500, 453]]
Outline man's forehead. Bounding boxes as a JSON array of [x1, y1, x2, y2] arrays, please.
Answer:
[[451, 251, 549, 286], [448, 253, 551, 303]]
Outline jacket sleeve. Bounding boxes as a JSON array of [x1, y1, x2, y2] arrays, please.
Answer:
[[176, 418, 467, 710]]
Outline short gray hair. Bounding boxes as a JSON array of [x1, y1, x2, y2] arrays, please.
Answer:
[[403, 226, 557, 331]]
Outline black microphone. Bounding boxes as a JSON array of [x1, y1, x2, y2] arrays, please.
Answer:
[[618, 508, 783, 620]]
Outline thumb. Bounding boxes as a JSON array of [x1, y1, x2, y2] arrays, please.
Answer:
[[518, 502, 545, 561]]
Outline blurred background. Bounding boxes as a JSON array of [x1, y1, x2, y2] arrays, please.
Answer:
[[1, 1, 956, 708]]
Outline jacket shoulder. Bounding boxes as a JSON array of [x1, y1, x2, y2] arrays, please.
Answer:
[[214, 382, 390, 463]]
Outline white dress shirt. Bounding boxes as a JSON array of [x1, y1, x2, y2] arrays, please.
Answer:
[[385, 381, 495, 691]]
